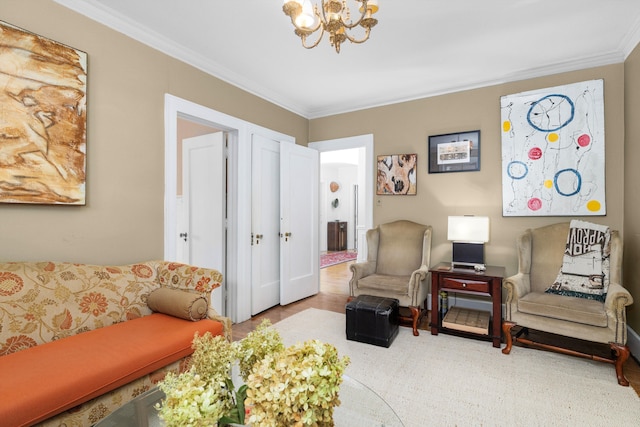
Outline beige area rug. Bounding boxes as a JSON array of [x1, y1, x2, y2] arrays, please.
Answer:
[[272, 308, 640, 427]]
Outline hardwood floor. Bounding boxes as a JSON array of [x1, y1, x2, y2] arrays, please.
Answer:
[[231, 261, 353, 340], [232, 260, 640, 396]]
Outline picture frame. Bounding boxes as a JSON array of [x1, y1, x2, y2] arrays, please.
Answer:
[[376, 153, 417, 195], [428, 130, 480, 173], [0, 20, 88, 205]]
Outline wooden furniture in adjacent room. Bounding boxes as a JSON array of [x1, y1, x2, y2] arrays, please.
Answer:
[[429, 262, 505, 348], [327, 221, 347, 251]]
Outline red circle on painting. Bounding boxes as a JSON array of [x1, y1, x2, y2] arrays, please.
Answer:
[[528, 147, 542, 160], [577, 134, 591, 147], [528, 198, 542, 211]]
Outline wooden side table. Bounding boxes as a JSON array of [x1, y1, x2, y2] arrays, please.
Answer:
[[327, 221, 347, 251], [429, 262, 505, 348]]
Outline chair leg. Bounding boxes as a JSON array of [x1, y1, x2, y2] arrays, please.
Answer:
[[610, 343, 631, 387], [409, 306, 421, 336], [502, 321, 516, 355]]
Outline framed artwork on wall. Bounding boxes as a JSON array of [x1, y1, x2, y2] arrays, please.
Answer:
[[428, 130, 481, 173], [376, 154, 417, 195], [0, 20, 88, 205], [500, 79, 605, 216]]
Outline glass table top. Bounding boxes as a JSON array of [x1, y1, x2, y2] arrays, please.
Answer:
[[95, 375, 404, 427]]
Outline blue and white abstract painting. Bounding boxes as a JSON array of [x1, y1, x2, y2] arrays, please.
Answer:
[[501, 79, 605, 216]]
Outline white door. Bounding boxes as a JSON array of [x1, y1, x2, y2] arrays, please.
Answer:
[[181, 133, 226, 315], [280, 142, 319, 305], [251, 135, 281, 315]]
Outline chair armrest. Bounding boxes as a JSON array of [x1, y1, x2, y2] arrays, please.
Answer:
[[409, 265, 429, 292], [349, 261, 376, 295], [503, 272, 531, 303], [604, 283, 633, 344], [350, 261, 376, 279], [408, 265, 429, 305], [604, 283, 634, 311]]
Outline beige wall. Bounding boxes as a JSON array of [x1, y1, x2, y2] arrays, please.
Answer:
[[310, 63, 637, 330], [310, 65, 625, 277], [0, 0, 308, 264], [624, 43, 640, 330]]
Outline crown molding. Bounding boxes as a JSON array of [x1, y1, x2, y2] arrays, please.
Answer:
[[55, 0, 638, 120], [305, 51, 627, 119], [54, 0, 309, 118], [620, 14, 640, 58]]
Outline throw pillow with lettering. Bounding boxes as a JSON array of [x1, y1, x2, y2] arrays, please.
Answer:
[[545, 220, 610, 302]]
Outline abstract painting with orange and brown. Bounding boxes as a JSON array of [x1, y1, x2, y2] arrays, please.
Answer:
[[376, 154, 417, 195], [0, 21, 87, 205]]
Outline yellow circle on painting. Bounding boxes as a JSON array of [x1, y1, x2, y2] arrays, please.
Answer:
[[547, 133, 559, 143], [544, 180, 553, 189], [503, 121, 511, 132], [587, 200, 601, 212]]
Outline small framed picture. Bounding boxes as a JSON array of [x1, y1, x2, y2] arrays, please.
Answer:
[[428, 130, 480, 173], [376, 154, 417, 195]]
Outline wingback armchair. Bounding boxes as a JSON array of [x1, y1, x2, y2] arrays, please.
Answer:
[[349, 220, 432, 336], [502, 222, 634, 386]]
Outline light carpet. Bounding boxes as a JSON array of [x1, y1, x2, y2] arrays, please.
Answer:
[[272, 308, 640, 427]]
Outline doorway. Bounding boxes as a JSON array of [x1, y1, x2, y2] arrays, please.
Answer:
[[309, 135, 374, 263], [164, 94, 318, 324]]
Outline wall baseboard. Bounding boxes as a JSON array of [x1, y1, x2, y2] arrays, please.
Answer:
[[428, 294, 640, 360]]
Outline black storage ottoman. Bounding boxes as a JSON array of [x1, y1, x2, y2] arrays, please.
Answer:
[[346, 295, 399, 347]]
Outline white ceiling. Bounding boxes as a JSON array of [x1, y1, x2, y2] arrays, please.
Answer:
[[55, 0, 640, 119]]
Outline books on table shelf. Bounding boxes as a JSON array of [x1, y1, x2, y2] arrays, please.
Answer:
[[442, 306, 490, 335]]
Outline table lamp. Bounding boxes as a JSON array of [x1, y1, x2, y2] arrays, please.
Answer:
[[447, 216, 490, 270]]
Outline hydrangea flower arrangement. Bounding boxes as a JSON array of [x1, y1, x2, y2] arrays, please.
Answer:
[[156, 319, 350, 427], [245, 339, 350, 427]]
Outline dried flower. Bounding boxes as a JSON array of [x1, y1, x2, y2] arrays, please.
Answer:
[[156, 319, 349, 427], [157, 332, 236, 426], [245, 339, 350, 427], [234, 319, 285, 382]]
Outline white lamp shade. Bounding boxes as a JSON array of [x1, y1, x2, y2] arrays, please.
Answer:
[[447, 216, 490, 243]]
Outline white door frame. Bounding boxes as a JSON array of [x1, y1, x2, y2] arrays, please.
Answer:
[[164, 94, 295, 323], [309, 134, 375, 254]]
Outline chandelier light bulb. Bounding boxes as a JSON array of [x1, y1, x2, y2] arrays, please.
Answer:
[[295, 2, 315, 29]]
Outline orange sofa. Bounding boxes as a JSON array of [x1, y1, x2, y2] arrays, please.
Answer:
[[0, 261, 230, 427]]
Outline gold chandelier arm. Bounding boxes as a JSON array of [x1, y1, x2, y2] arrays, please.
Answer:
[[345, 26, 371, 44], [287, 15, 323, 34], [340, 1, 370, 30], [300, 27, 326, 49]]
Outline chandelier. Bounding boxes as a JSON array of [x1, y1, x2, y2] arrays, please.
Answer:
[[282, 0, 379, 53]]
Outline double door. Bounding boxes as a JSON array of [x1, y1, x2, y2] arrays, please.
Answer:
[[251, 134, 319, 315]]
